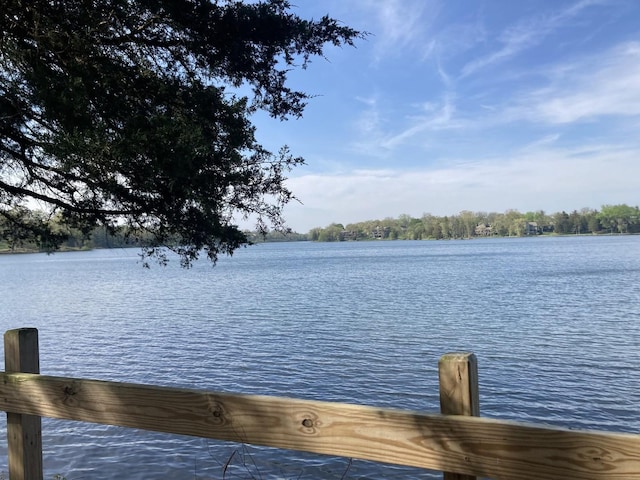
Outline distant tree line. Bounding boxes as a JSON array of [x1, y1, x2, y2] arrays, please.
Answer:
[[0, 207, 153, 253], [3, 204, 639, 252], [308, 205, 640, 242], [245, 230, 308, 243], [0, 206, 309, 253]]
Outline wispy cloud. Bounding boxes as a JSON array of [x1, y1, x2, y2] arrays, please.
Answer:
[[350, 95, 389, 157], [517, 41, 640, 124], [431, 17, 487, 61], [348, 38, 640, 162], [349, 94, 460, 156], [381, 95, 459, 148], [436, 60, 453, 89], [354, 96, 382, 134], [521, 134, 562, 150], [356, 0, 441, 61], [461, 0, 609, 77]]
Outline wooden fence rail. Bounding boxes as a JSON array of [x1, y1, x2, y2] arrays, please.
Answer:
[[2, 328, 640, 480]]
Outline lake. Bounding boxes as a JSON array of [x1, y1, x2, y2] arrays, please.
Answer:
[[1, 235, 639, 479]]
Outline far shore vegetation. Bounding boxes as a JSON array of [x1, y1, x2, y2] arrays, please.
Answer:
[[307, 203, 640, 242], [1, 203, 638, 254]]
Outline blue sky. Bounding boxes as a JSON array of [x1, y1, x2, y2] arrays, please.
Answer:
[[251, 0, 640, 232]]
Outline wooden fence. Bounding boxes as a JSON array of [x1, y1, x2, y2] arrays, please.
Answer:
[[1, 328, 640, 480]]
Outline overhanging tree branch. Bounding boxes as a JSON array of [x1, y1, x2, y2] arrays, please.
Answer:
[[0, 179, 140, 216], [0, 0, 365, 265]]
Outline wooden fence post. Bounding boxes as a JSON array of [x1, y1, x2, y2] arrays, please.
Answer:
[[4, 328, 43, 480], [438, 352, 479, 480]]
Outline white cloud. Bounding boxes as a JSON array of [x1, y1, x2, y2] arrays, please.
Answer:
[[521, 134, 562, 150], [425, 40, 640, 132], [355, 0, 440, 61], [354, 95, 382, 135], [513, 42, 640, 124], [342, 38, 640, 172], [533, 43, 640, 123], [381, 94, 458, 148], [436, 60, 453, 89], [461, 0, 610, 77], [283, 142, 640, 231], [350, 94, 461, 156]]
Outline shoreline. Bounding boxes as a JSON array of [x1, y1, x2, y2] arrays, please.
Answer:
[[1, 232, 636, 255]]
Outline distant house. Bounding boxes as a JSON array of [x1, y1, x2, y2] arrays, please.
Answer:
[[475, 223, 493, 236], [525, 222, 541, 235], [340, 230, 358, 241], [371, 226, 389, 239]]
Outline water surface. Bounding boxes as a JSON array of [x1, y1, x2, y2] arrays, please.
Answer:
[[0, 236, 639, 478]]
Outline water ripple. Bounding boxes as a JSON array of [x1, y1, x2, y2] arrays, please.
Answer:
[[0, 236, 639, 478]]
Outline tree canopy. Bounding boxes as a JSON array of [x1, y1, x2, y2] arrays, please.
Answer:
[[0, 0, 362, 265], [307, 204, 640, 241]]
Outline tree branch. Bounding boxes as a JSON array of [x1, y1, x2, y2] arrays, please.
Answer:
[[0, 179, 139, 216]]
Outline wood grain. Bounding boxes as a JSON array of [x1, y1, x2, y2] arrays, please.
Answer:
[[1, 372, 639, 480], [439, 352, 480, 480], [4, 329, 43, 480]]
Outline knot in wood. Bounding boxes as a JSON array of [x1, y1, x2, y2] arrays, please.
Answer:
[[301, 418, 314, 428], [64, 385, 77, 397], [208, 404, 226, 425]]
